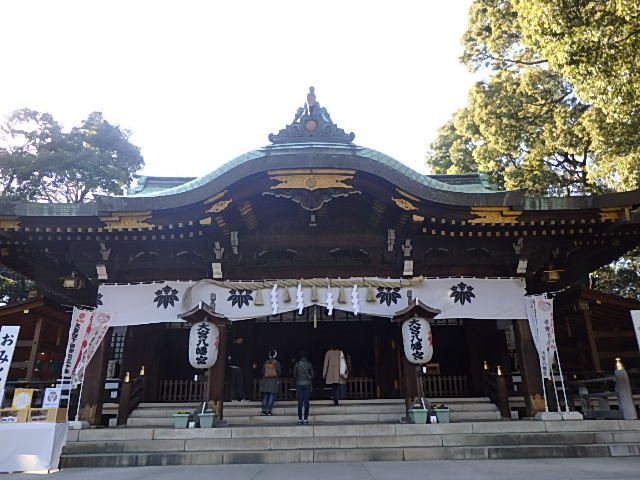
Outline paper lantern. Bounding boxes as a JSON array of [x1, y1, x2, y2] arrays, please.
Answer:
[[401, 316, 433, 364], [188, 321, 219, 369]]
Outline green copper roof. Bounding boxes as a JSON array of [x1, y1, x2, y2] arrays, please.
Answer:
[[127, 143, 498, 198]]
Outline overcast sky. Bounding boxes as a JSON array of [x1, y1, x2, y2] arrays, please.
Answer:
[[1, 1, 475, 178]]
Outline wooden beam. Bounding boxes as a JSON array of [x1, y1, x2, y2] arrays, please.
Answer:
[[583, 308, 602, 371]]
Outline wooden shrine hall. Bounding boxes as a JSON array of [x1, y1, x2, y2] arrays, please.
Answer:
[[1, 88, 639, 425]]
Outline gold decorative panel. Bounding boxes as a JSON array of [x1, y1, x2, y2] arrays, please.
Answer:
[[469, 207, 522, 224], [392, 198, 417, 211], [100, 212, 154, 230], [206, 199, 232, 213], [0, 216, 21, 229], [598, 207, 629, 222], [268, 169, 355, 191]]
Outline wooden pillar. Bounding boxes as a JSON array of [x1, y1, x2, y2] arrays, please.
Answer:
[[513, 319, 544, 416], [79, 329, 112, 425], [208, 322, 230, 418], [464, 320, 489, 396], [582, 307, 601, 371], [25, 317, 44, 381], [140, 324, 164, 402]]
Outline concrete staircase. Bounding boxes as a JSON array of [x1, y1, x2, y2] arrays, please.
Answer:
[[120, 397, 501, 427], [61, 419, 640, 467]]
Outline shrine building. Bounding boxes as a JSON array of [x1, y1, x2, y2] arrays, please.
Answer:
[[1, 89, 639, 425]]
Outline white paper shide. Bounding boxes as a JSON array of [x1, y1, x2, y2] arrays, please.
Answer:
[[402, 316, 433, 364]]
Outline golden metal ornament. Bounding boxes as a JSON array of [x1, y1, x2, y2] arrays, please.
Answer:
[[268, 169, 355, 191], [0, 216, 21, 230], [615, 357, 625, 370], [468, 207, 521, 224], [100, 212, 154, 230], [207, 199, 233, 213], [391, 198, 417, 211]]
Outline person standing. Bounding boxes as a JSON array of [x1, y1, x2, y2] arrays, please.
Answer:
[[259, 349, 281, 416], [228, 336, 246, 401], [323, 346, 347, 406], [293, 351, 314, 425]]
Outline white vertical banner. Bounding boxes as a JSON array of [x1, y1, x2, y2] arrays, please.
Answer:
[[72, 312, 114, 385], [0, 326, 20, 401], [63, 308, 94, 379], [631, 311, 640, 351]]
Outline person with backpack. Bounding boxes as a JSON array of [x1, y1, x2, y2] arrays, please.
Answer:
[[259, 349, 281, 416], [293, 350, 314, 424]]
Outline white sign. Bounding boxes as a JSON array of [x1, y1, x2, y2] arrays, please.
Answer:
[[188, 321, 219, 369], [0, 326, 20, 394], [401, 317, 433, 364], [631, 311, 640, 351], [42, 388, 62, 408]]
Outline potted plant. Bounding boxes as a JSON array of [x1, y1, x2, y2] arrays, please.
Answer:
[[198, 409, 218, 428], [431, 404, 450, 424], [173, 411, 191, 429], [407, 403, 429, 424]]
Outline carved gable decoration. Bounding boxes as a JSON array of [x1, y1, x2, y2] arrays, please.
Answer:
[[268, 87, 355, 144], [100, 212, 154, 230]]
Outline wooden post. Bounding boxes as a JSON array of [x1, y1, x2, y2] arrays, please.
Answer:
[[513, 319, 544, 417], [79, 328, 112, 425], [495, 372, 511, 419], [583, 307, 601, 371], [25, 317, 44, 381], [208, 322, 230, 420]]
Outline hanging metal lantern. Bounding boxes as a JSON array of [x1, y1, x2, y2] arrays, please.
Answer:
[[188, 321, 219, 369], [401, 316, 433, 364]]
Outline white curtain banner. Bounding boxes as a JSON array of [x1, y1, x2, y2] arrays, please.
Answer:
[[0, 326, 20, 393], [97, 277, 527, 327], [631, 310, 640, 351]]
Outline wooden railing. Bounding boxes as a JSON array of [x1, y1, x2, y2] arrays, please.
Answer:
[[117, 377, 146, 426], [481, 372, 510, 418], [422, 375, 469, 397], [159, 379, 205, 402], [253, 377, 376, 400]]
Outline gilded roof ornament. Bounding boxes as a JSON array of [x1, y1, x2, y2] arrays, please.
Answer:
[[268, 87, 355, 144]]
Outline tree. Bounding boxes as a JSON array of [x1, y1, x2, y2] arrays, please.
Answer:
[[0, 109, 144, 203], [427, 0, 640, 298], [427, 0, 640, 194]]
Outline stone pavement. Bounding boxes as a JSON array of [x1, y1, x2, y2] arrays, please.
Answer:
[[6, 458, 640, 480]]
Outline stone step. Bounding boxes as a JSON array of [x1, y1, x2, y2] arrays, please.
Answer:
[[129, 402, 497, 418], [60, 441, 640, 467], [137, 398, 492, 407], [126, 410, 501, 426], [63, 430, 640, 455]]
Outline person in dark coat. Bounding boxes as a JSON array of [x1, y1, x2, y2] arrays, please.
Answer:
[[293, 350, 314, 424], [259, 349, 281, 415]]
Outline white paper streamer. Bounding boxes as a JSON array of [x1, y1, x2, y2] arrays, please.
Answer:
[[351, 284, 360, 315], [271, 284, 279, 314], [326, 287, 334, 316], [296, 284, 304, 314]]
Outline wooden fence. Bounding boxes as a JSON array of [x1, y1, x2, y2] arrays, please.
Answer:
[[159, 379, 206, 402], [159, 375, 467, 402], [422, 375, 469, 397]]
